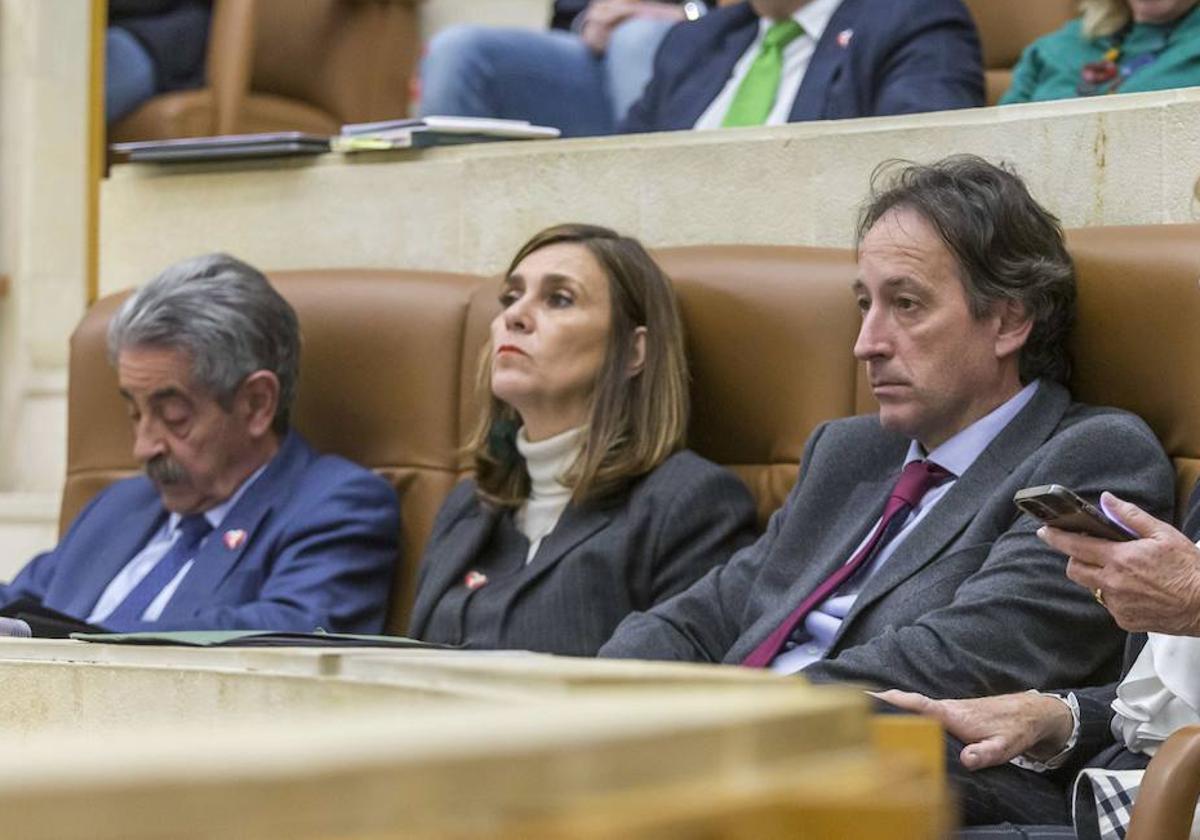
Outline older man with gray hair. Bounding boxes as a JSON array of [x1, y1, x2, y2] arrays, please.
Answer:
[[0, 254, 399, 634]]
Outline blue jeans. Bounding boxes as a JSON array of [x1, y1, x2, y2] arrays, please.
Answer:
[[418, 18, 676, 137], [105, 27, 157, 124]]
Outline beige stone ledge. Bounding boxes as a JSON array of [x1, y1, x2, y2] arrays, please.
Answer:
[[100, 88, 1200, 296], [0, 640, 950, 839]]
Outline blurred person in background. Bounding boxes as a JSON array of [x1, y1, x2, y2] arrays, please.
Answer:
[[1002, 0, 1200, 103], [417, 0, 716, 137], [106, 0, 211, 124], [620, 0, 984, 133]]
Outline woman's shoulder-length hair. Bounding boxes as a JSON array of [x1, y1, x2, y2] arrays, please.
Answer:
[[465, 223, 690, 509]]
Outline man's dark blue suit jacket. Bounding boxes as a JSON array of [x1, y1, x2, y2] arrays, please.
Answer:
[[620, 0, 984, 133], [0, 431, 399, 634]]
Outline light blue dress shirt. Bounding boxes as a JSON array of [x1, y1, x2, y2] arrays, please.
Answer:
[[771, 380, 1041, 674], [87, 464, 269, 625]]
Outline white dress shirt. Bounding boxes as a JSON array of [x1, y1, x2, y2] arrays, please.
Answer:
[[771, 380, 1041, 674], [694, 0, 845, 130], [87, 463, 269, 624], [1112, 631, 1200, 753], [1019, 561, 1200, 777]]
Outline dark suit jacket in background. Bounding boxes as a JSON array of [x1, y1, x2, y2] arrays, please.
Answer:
[[0, 432, 399, 634], [408, 450, 758, 657], [601, 382, 1175, 700], [110, 0, 212, 93], [620, 0, 984, 133]]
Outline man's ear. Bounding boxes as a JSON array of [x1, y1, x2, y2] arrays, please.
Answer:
[[994, 299, 1033, 360], [627, 326, 648, 378], [237, 371, 281, 437]]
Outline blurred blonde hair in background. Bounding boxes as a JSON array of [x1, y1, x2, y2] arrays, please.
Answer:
[[1079, 0, 1131, 38]]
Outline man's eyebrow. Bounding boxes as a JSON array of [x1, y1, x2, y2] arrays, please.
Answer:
[[881, 275, 931, 292], [118, 386, 187, 400], [852, 275, 927, 291], [151, 387, 187, 401]]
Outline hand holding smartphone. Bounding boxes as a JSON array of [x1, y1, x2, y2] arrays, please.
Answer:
[[1013, 485, 1137, 542]]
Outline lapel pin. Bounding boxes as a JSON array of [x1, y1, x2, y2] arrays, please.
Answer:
[[837, 28, 854, 48], [223, 529, 247, 550], [464, 570, 489, 591]]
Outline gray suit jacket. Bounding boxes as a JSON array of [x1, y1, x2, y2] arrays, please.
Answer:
[[601, 382, 1174, 698], [408, 450, 758, 657]]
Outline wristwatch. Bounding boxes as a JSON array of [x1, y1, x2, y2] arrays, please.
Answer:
[[682, 1, 708, 21]]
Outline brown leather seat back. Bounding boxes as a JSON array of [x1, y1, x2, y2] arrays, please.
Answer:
[[1066, 225, 1200, 519], [962, 0, 1077, 104], [656, 247, 861, 525], [110, 0, 420, 141], [458, 280, 503, 475], [65, 268, 483, 632], [248, 0, 419, 130]]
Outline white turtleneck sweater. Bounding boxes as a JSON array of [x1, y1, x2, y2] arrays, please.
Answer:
[[514, 425, 585, 564]]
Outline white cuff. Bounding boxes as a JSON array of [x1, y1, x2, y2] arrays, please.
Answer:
[[1010, 691, 1080, 773]]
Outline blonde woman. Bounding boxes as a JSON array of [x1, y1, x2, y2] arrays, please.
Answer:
[[407, 224, 757, 656], [1002, 0, 1200, 103]]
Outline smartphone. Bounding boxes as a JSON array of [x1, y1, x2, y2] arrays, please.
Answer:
[[1013, 484, 1136, 541]]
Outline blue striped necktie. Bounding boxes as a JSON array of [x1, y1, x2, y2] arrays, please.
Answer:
[[104, 514, 212, 629]]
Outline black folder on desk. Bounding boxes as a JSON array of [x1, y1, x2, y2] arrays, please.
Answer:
[[0, 598, 106, 638], [111, 131, 330, 163]]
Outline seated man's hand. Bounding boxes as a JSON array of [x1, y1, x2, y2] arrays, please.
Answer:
[[581, 0, 686, 53], [1039, 492, 1200, 636], [873, 690, 1074, 771]]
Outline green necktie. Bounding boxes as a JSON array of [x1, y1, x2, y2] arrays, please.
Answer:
[[722, 19, 806, 128]]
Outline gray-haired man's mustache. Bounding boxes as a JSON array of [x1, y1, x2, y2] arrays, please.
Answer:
[[145, 456, 188, 486]]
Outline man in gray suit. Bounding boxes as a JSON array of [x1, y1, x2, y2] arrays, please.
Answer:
[[600, 155, 1174, 699]]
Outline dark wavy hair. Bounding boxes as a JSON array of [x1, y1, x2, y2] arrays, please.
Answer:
[[857, 155, 1076, 385]]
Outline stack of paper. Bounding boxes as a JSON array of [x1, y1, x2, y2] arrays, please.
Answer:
[[334, 115, 561, 151]]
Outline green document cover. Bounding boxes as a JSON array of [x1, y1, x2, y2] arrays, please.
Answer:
[[70, 629, 457, 649]]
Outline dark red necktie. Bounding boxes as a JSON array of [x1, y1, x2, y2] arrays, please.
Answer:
[[742, 459, 953, 668]]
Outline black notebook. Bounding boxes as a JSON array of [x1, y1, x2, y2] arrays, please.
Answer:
[[110, 131, 330, 163], [0, 599, 107, 638]]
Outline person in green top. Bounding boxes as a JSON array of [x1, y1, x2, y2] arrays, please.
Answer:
[[1001, 0, 1200, 104]]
